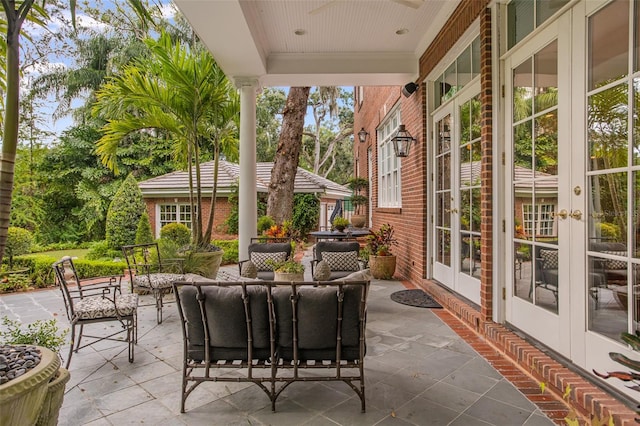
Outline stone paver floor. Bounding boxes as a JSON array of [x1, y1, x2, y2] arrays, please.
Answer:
[[0, 263, 555, 426]]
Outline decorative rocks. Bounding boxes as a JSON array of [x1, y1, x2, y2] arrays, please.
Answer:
[[0, 345, 41, 385]]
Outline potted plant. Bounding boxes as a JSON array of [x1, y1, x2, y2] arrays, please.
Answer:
[[347, 177, 368, 228], [366, 223, 398, 279], [0, 317, 70, 426], [267, 258, 305, 282], [332, 216, 350, 233]]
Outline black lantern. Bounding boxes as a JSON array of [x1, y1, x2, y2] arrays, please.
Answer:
[[357, 127, 369, 143], [391, 124, 415, 157]]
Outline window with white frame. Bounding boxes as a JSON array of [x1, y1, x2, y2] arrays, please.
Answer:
[[159, 204, 195, 229], [377, 109, 402, 207], [522, 204, 555, 237]]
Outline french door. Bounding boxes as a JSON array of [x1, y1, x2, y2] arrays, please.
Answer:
[[505, 11, 575, 357], [506, 1, 640, 386], [433, 83, 481, 305]]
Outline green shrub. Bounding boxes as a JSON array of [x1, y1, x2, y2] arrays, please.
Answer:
[[86, 240, 122, 261], [30, 241, 92, 253], [213, 239, 239, 264], [0, 317, 68, 354], [292, 194, 319, 238], [596, 222, 621, 241], [105, 174, 145, 250], [6, 227, 34, 268], [135, 212, 154, 245], [8, 255, 126, 290], [257, 216, 275, 234], [0, 273, 31, 292], [160, 223, 191, 246]]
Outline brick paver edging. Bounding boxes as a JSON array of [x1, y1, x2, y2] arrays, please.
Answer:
[[413, 279, 638, 426]]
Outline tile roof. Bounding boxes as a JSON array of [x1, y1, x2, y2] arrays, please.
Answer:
[[138, 160, 351, 199]]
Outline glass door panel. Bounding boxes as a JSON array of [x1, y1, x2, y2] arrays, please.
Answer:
[[434, 113, 453, 280]]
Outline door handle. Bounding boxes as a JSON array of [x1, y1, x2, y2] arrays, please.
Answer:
[[570, 209, 582, 220], [555, 209, 568, 219]]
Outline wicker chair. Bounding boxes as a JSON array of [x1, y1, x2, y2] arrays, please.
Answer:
[[52, 256, 138, 369]]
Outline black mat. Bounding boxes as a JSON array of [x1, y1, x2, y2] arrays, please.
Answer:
[[390, 289, 442, 308]]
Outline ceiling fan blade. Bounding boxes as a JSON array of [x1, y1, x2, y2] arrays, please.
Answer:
[[390, 0, 423, 9], [309, 1, 340, 15]]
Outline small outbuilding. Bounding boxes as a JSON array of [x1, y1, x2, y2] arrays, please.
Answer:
[[138, 160, 351, 238]]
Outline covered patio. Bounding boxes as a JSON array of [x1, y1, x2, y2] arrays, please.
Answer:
[[0, 258, 554, 425]]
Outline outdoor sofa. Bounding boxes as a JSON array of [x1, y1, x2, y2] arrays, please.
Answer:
[[173, 278, 370, 413]]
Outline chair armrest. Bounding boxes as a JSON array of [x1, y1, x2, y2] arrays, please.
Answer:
[[77, 276, 121, 296], [310, 259, 320, 275]]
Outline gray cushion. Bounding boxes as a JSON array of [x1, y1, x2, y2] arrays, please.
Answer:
[[340, 269, 372, 282], [178, 285, 271, 361]]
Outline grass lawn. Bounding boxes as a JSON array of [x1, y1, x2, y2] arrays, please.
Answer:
[[34, 248, 90, 260]]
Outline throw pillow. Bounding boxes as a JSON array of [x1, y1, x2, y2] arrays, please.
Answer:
[[341, 268, 372, 282], [602, 250, 627, 270], [250, 251, 288, 271], [313, 260, 332, 281], [322, 251, 359, 272], [539, 249, 558, 269], [240, 260, 258, 278]]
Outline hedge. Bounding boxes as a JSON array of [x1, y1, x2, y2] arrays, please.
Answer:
[[10, 255, 127, 290]]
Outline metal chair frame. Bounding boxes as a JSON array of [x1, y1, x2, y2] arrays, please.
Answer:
[[52, 256, 137, 369]]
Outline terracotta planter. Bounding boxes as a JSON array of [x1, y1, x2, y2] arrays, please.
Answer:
[[190, 250, 224, 279], [350, 215, 366, 228], [369, 255, 396, 280], [273, 271, 304, 282], [0, 347, 61, 426], [36, 367, 70, 426]]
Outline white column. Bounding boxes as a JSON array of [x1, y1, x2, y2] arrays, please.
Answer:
[[237, 78, 259, 261]]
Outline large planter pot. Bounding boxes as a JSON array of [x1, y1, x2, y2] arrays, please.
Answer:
[[350, 215, 366, 228], [273, 271, 304, 282], [369, 255, 396, 280], [36, 367, 70, 426], [190, 250, 224, 279], [0, 346, 61, 426]]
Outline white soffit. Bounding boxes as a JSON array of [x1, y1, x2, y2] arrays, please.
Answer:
[[173, 0, 459, 87]]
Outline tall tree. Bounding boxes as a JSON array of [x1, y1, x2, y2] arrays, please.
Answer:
[[0, 0, 151, 264], [94, 31, 238, 249], [266, 86, 310, 224]]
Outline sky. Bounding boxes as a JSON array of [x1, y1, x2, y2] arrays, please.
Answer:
[[19, 1, 348, 146], [21, 1, 176, 144]]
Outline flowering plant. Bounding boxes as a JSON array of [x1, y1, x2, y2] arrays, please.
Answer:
[[366, 223, 398, 256]]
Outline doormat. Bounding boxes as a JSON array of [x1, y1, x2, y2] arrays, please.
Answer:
[[390, 289, 442, 308]]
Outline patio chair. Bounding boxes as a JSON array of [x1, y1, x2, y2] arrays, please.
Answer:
[[238, 241, 292, 280], [52, 256, 138, 369], [311, 241, 362, 280], [122, 243, 185, 324], [532, 247, 558, 303]]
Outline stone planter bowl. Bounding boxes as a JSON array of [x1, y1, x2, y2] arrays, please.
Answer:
[[369, 255, 396, 280], [0, 346, 60, 426]]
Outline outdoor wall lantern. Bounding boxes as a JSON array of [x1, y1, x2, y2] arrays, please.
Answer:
[[357, 127, 369, 143], [392, 124, 415, 157], [402, 82, 418, 97]]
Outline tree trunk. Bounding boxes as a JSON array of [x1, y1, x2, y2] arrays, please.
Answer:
[[0, 1, 32, 265], [267, 87, 310, 224]]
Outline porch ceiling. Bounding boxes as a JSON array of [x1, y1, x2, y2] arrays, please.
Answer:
[[173, 0, 459, 87]]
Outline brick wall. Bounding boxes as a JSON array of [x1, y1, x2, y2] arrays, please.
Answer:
[[353, 86, 426, 283]]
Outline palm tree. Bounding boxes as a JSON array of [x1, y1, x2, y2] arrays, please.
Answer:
[[0, 0, 150, 265], [94, 31, 238, 248]]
